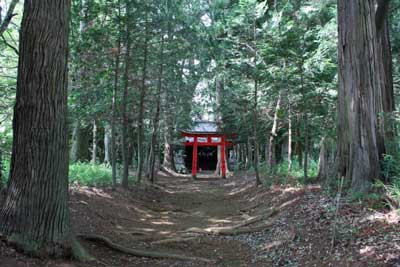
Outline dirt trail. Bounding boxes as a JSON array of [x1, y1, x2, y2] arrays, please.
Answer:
[[70, 172, 272, 267], [1, 172, 399, 267]]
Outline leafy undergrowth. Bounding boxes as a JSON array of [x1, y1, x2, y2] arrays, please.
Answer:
[[0, 172, 399, 267], [69, 162, 114, 186], [68, 162, 137, 186]]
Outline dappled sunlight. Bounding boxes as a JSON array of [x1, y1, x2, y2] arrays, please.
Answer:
[[158, 231, 173, 235], [131, 206, 157, 219], [208, 218, 233, 224], [260, 240, 285, 251], [282, 187, 302, 193], [151, 220, 175, 226], [360, 210, 400, 225], [72, 185, 113, 199], [359, 244, 400, 262], [228, 183, 254, 196]]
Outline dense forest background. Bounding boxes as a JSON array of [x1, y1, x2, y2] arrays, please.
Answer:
[[1, 0, 400, 192], [1, 0, 400, 264]]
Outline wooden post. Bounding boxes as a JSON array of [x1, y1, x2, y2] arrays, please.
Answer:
[[221, 136, 226, 179], [192, 138, 198, 178]]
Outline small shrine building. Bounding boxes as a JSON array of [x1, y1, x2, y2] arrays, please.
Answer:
[[180, 121, 235, 178]]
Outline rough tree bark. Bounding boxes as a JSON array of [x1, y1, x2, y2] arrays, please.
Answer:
[[0, 149, 3, 190], [288, 101, 293, 173], [121, 0, 132, 188], [303, 113, 309, 182], [318, 136, 330, 180], [0, 0, 81, 257], [70, 121, 90, 162], [214, 77, 223, 176], [246, 137, 252, 170], [91, 120, 97, 164], [295, 120, 303, 168], [337, 0, 395, 192], [253, 80, 261, 185], [104, 123, 111, 165], [148, 34, 164, 183], [268, 94, 281, 170], [137, 6, 149, 184], [70, 0, 91, 163], [111, 0, 122, 190]]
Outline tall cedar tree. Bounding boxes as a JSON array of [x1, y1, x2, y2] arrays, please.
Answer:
[[337, 0, 395, 192], [0, 0, 74, 257]]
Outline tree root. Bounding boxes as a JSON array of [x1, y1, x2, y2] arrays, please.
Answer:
[[151, 236, 197, 245], [181, 207, 278, 236], [78, 234, 212, 262], [233, 208, 278, 229], [183, 221, 274, 236], [114, 230, 149, 236]]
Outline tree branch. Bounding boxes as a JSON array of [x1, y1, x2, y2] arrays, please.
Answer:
[[0, 0, 19, 37], [1, 35, 18, 55]]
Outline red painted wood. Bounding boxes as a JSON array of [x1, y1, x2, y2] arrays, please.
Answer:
[[221, 136, 226, 178], [192, 138, 198, 178], [184, 141, 233, 147]]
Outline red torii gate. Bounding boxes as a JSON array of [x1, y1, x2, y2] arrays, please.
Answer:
[[180, 131, 234, 178]]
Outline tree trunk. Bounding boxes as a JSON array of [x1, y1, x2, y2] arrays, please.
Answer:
[[0, 149, 3, 190], [70, 121, 80, 162], [214, 78, 223, 176], [111, 0, 121, 190], [296, 122, 303, 168], [70, 121, 90, 162], [136, 7, 149, 184], [337, 0, 395, 192], [288, 101, 293, 173], [104, 123, 111, 165], [253, 80, 260, 185], [91, 120, 97, 164], [0, 0, 75, 257], [149, 35, 164, 183], [121, 0, 132, 188], [246, 137, 252, 170], [268, 95, 281, 171], [112, 0, 123, 190], [318, 137, 328, 180], [303, 113, 309, 182]]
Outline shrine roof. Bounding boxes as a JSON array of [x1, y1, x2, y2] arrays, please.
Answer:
[[179, 121, 223, 135]]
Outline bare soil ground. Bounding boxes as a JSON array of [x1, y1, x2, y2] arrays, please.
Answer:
[[1, 172, 400, 266]]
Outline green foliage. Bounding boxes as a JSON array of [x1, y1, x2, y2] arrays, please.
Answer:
[[69, 163, 115, 186], [259, 158, 319, 186], [387, 178, 400, 207], [376, 155, 400, 208], [1, 158, 10, 185], [381, 154, 400, 181]]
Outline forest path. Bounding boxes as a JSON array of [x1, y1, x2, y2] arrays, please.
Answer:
[[69, 172, 277, 266], [69, 172, 400, 267], [2, 172, 398, 266]]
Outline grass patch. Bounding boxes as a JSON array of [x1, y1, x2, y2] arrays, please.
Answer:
[[69, 162, 113, 186], [1, 160, 135, 187]]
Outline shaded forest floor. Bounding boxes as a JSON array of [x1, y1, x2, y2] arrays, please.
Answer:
[[1, 172, 400, 266]]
